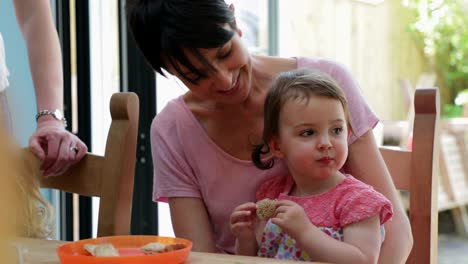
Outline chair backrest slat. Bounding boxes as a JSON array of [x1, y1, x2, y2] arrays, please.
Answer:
[[22, 92, 139, 237], [379, 88, 439, 264]]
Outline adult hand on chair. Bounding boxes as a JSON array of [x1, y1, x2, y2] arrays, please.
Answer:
[[29, 119, 87, 177]]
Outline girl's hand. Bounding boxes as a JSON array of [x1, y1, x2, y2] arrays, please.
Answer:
[[271, 199, 312, 240], [230, 202, 257, 242], [29, 119, 87, 177]]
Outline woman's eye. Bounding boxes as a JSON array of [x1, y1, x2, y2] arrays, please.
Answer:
[[186, 74, 206, 83], [332, 127, 344, 135], [300, 130, 314, 137], [218, 47, 232, 59]]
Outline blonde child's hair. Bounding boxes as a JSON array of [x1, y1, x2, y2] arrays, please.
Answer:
[[16, 154, 54, 239], [0, 127, 54, 239], [1, 97, 53, 240]]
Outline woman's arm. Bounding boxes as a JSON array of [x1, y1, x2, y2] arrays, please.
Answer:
[[347, 130, 413, 263], [14, 0, 87, 176], [168, 197, 218, 252]]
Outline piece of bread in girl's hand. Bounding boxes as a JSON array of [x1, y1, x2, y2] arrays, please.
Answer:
[[84, 243, 119, 257], [256, 198, 277, 220]]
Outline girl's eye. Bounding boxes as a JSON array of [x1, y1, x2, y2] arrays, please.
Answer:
[[300, 129, 314, 137], [332, 127, 344, 135]]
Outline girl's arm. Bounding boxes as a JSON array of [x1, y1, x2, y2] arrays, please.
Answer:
[[14, 0, 87, 176], [298, 216, 381, 264], [347, 130, 412, 263], [230, 202, 258, 256], [274, 200, 381, 263], [168, 197, 218, 252]]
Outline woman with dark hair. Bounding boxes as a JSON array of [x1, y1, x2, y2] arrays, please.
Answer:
[[126, 1, 412, 262]]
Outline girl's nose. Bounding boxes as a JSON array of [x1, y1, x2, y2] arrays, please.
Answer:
[[317, 136, 332, 150]]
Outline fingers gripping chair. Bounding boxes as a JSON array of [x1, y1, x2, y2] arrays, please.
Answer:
[[22, 92, 139, 237]]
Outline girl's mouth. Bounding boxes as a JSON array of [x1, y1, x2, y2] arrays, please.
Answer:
[[317, 157, 334, 165]]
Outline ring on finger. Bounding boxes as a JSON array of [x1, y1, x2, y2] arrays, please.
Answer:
[[70, 146, 79, 153]]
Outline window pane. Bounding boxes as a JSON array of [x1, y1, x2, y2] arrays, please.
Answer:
[[89, 0, 120, 238], [228, 0, 269, 55]]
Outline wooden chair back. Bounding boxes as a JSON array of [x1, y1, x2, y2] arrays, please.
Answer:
[[379, 88, 439, 263], [22, 92, 139, 237]]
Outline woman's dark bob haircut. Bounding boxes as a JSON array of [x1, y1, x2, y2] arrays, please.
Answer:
[[126, 0, 236, 84]]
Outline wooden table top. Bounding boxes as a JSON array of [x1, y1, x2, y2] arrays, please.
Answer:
[[9, 237, 324, 264]]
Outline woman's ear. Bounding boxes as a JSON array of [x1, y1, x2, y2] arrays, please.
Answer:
[[236, 25, 243, 37], [229, 4, 243, 37], [269, 137, 284, 159]]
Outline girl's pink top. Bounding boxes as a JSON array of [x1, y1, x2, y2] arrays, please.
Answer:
[[256, 175, 393, 261], [150, 57, 379, 253], [261, 174, 393, 228]]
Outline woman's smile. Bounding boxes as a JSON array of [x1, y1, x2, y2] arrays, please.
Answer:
[[218, 72, 241, 96]]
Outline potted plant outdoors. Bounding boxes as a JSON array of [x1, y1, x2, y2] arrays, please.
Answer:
[[403, 0, 468, 118]]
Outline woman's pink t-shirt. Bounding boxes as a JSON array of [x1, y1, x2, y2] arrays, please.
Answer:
[[150, 57, 379, 253]]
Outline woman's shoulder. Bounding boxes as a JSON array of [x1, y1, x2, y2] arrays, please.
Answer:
[[252, 55, 297, 81], [256, 56, 348, 75], [151, 95, 193, 136], [253, 56, 353, 87], [296, 57, 350, 76]]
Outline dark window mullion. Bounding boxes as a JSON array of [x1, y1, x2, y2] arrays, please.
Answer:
[[75, 0, 92, 240], [119, 0, 158, 235], [55, 0, 74, 242]]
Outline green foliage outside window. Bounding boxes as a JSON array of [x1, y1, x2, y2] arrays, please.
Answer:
[[403, 0, 468, 117]]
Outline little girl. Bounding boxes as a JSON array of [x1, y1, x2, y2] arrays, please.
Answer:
[[230, 69, 393, 263]]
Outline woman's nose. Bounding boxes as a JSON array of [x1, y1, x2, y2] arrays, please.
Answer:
[[214, 65, 233, 91]]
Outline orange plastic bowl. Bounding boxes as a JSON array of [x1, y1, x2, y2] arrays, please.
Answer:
[[57, 235, 192, 264]]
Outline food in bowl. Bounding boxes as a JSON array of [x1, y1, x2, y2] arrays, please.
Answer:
[[140, 242, 186, 254], [84, 243, 119, 257]]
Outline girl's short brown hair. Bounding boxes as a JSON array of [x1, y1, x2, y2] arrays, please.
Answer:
[[252, 69, 353, 169]]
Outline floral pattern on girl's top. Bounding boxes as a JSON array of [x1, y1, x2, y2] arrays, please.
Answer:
[[258, 219, 342, 261], [256, 174, 393, 260]]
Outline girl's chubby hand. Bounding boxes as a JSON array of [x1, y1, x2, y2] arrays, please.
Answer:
[[271, 200, 312, 240], [230, 202, 257, 241]]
